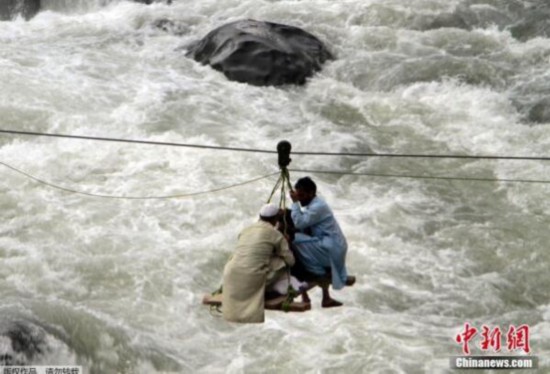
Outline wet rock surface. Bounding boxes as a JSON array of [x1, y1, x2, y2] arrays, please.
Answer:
[[185, 19, 333, 86]]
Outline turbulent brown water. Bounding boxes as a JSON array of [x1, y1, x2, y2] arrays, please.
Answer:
[[1, 0, 550, 373]]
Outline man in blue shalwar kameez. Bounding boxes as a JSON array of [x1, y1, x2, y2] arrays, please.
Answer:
[[290, 177, 350, 307]]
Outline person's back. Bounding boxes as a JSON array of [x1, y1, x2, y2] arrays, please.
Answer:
[[222, 204, 294, 323], [292, 196, 347, 256], [290, 177, 349, 305], [226, 220, 288, 275]]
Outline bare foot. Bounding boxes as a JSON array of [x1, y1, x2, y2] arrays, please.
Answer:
[[322, 298, 343, 308]]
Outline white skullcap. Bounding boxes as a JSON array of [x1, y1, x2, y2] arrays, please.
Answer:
[[259, 203, 279, 218]]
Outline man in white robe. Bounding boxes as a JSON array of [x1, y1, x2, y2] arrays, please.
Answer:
[[290, 177, 350, 307], [222, 204, 295, 323]]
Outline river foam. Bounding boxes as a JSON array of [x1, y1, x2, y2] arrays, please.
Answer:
[[1, 1, 550, 373]]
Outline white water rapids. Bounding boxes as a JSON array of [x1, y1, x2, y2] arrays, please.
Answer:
[[1, 0, 550, 373]]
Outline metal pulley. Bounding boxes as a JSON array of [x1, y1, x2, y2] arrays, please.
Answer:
[[277, 140, 292, 169]]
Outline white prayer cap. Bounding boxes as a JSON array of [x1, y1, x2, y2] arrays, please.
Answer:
[[259, 203, 279, 218]]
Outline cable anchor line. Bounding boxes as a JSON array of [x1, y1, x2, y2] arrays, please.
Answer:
[[0, 129, 276, 154], [1, 128, 550, 161]]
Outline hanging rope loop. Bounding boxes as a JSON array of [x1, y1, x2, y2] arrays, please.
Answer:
[[208, 141, 298, 313]]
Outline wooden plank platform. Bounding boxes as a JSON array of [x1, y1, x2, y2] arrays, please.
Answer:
[[202, 275, 355, 313], [202, 293, 311, 312]]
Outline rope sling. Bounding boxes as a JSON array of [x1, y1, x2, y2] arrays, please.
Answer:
[[211, 141, 298, 314], [266, 141, 297, 312]]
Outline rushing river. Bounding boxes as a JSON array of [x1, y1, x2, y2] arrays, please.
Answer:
[[1, 0, 550, 373]]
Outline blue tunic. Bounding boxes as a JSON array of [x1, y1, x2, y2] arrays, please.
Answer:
[[291, 196, 348, 290]]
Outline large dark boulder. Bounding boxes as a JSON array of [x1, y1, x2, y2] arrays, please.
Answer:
[[0, 0, 40, 21], [186, 19, 333, 86]]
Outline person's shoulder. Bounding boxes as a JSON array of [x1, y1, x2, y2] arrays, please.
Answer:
[[312, 196, 335, 216], [260, 221, 284, 239], [256, 220, 280, 234], [313, 196, 327, 203], [312, 196, 330, 208], [241, 220, 264, 233]]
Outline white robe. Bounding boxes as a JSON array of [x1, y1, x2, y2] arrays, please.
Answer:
[[222, 220, 295, 323], [291, 197, 348, 290]]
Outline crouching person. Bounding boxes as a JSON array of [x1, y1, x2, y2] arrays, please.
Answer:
[[223, 203, 295, 323]]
